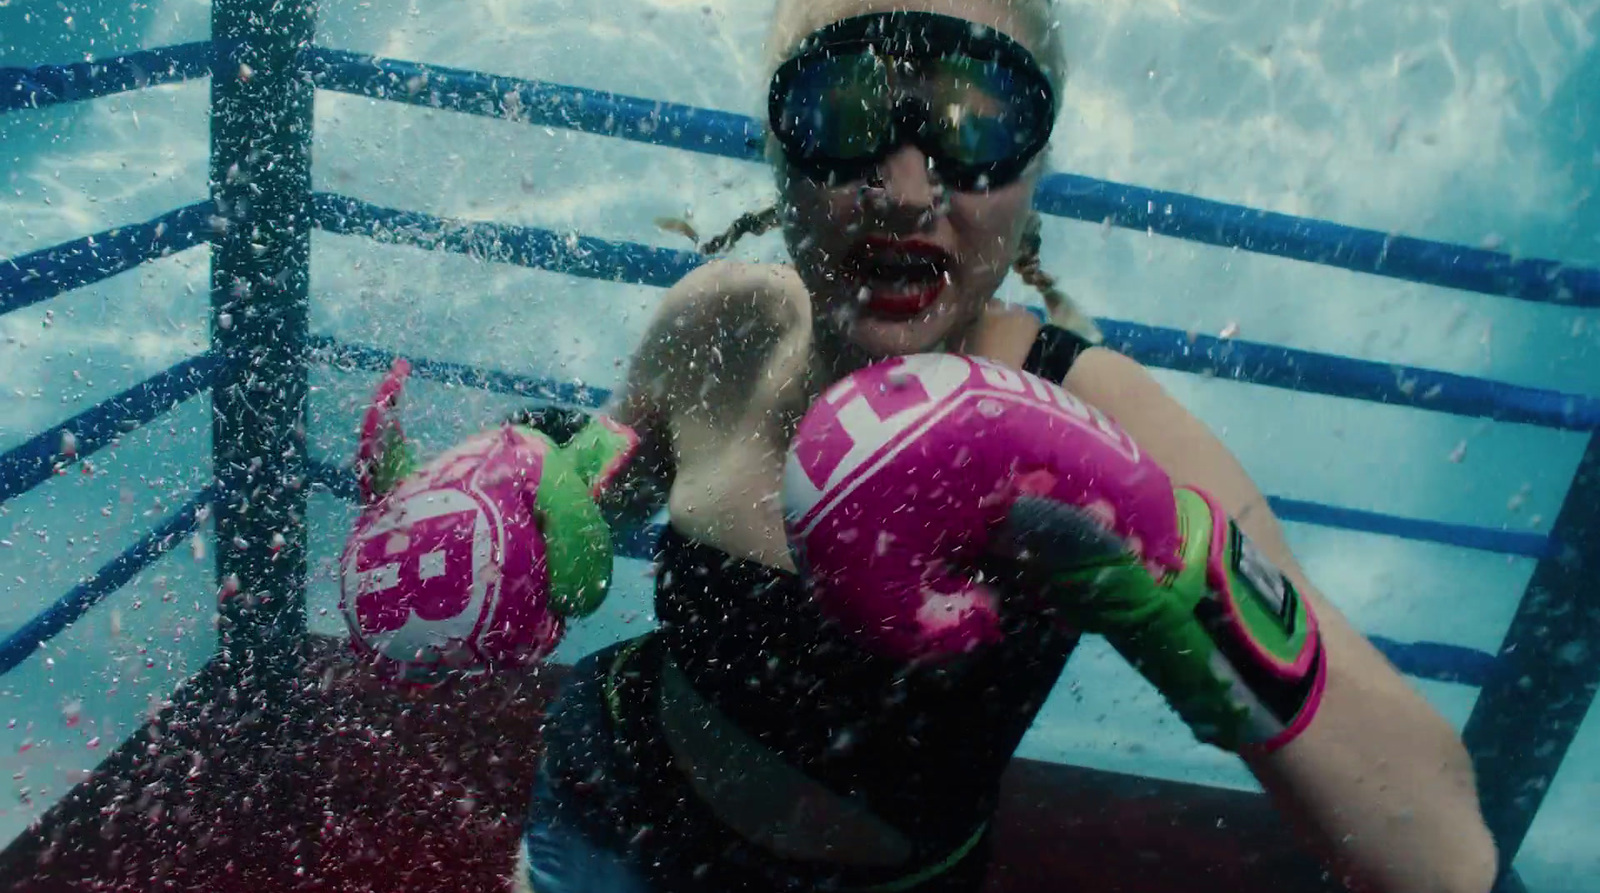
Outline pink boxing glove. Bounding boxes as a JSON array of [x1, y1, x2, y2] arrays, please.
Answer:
[[781, 352, 1181, 663], [340, 429, 564, 683], [339, 361, 635, 684], [782, 353, 1326, 753]]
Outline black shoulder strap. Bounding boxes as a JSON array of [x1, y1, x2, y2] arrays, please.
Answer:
[[1022, 323, 1094, 382]]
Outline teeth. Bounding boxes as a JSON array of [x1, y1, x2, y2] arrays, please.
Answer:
[[863, 260, 941, 279], [855, 246, 946, 272], [864, 278, 930, 293], [876, 253, 939, 269]]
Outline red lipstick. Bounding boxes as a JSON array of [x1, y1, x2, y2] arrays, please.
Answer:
[[843, 237, 954, 319]]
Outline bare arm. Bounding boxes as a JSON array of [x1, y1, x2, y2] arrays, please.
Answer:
[[1064, 348, 1498, 893], [593, 344, 675, 530], [596, 260, 802, 529]]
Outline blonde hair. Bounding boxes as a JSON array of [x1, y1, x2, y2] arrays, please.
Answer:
[[703, 0, 1100, 344]]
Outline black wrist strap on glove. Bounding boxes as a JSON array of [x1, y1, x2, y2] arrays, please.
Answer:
[[505, 406, 592, 446]]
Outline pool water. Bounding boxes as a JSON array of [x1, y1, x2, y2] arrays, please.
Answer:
[[3, 0, 1598, 890]]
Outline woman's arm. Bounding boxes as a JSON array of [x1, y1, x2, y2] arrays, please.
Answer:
[[596, 259, 803, 529], [593, 355, 675, 530], [1063, 348, 1498, 893]]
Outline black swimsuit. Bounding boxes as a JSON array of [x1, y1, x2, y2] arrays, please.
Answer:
[[538, 324, 1096, 892]]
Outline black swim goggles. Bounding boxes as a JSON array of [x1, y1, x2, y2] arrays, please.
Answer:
[[767, 11, 1057, 192]]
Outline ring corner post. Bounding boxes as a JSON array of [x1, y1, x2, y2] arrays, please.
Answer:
[[209, 0, 318, 698], [1463, 431, 1600, 873]]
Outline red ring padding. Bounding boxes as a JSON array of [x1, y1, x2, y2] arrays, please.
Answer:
[[0, 636, 1339, 892]]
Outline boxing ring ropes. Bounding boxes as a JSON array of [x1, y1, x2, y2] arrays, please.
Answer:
[[1, 2, 1596, 888]]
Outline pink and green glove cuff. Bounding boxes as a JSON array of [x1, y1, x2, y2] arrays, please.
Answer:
[[512, 413, 638, 618], [1047, 486, 1326, 755]]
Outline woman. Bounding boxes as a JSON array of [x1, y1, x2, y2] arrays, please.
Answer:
[[486, 1, 1499, 890]]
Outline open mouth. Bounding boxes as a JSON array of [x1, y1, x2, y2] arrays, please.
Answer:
[[843, 238, 954, 319]]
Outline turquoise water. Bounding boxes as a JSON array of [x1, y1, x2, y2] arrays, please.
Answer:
[[3, 0, 1599, 889]]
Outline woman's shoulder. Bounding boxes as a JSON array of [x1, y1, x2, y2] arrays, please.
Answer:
[[653, 259, 808, 333], [625, 261, 808, 421]]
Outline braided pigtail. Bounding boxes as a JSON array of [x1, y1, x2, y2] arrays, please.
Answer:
[[1015, 211, 1102, 344], [700, 206, 783, 256]]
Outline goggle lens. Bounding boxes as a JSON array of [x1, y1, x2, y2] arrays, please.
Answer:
[[769, 13, 1056, 191]]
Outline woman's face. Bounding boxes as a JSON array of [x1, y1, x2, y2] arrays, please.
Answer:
[[775, 1, 1046, 362]]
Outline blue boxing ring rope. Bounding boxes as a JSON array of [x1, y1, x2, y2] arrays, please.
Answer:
[[3, 15, 1597, 888]]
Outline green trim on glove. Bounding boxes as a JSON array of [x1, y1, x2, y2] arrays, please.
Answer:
[[562, 416, 637, 495], [367, 428, 417, 499], [515, 417, 634, 619]]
